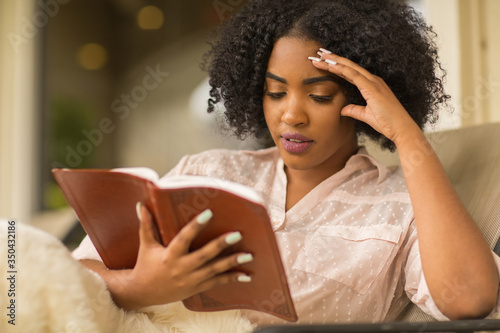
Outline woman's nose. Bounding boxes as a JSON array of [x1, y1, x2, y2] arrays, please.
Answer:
[[281, 94, 308, 126]]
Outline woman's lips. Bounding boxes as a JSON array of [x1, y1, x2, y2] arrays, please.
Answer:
[[281, 133, 313, 153]]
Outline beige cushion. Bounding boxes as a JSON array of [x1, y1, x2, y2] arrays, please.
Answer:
[[366, 122, 500, 321]]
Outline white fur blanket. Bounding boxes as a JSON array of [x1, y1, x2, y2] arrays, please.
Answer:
[[0, 220, 255, 333]]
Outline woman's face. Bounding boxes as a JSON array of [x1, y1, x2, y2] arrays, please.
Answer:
[[263, 37, 358, 176]]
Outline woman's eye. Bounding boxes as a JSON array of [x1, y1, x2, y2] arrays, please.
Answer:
[[310, 95, 333, 103], [266, 92, 286, 100]]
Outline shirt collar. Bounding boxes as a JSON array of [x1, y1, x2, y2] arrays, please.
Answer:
[[272, 145, 391, 185], [272, 146, 392, 225], [345, 147, 391, 184]]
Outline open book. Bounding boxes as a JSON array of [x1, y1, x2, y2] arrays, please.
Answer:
[[52, 167, 297, 322]]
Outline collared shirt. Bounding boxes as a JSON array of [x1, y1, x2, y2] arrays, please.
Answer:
[[73, 147, 500, 326]]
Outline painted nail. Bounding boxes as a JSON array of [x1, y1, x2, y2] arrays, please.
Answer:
[[325, 59, 337, 65], [237, 275, 252, 283], [237, 253, 253, 264], [136, 202, 143, 223], [319, 48, 332, 54], [307, 56, 323, 62], [317, 51, 323, 58], [196, 209, 213, 225], [225, 231, 242, 245]]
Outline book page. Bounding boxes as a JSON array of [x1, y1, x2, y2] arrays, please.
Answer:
[[157, 175, 264, 205], [111, 167, 160, 183]]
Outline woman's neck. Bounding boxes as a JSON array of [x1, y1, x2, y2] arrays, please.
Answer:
[[284, 144, 359, 211]]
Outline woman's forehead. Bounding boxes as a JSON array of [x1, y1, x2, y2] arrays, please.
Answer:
[[266, 38, 331, 82]]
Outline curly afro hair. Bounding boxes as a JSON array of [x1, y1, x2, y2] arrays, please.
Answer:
[[202, 0, 450, 151]]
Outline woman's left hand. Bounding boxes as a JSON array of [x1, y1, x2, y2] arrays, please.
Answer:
[[310, 50, 418, 144]]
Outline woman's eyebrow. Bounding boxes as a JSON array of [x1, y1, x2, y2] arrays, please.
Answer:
[[302, 76, 339, 85], [265, 72, 340, 85], [265, 72, 286, 83]]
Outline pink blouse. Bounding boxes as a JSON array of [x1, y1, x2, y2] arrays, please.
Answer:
[[73, 147, 500, 326]]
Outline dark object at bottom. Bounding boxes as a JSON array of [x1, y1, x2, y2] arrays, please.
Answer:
[[253, 319, 500, 333]]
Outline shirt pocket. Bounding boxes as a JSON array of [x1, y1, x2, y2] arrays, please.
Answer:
[[292, 224, 403, 294]]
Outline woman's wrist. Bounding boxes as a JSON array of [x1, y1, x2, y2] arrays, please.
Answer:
[[105, 269, 150, 310], [391, 119, 425, 151], [79, 259, 147, 310]]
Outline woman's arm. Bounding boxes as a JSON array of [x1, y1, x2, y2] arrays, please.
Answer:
[[80, 204, 252, 310], [312, 51, 499, 319], [394, 122, 498, 319]]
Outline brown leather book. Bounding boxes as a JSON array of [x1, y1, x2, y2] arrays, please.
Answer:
[[52, 167, 298, 322]]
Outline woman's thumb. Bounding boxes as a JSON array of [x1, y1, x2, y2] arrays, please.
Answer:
[[341, 104, 366, 122], [136, 202, 159, 246]]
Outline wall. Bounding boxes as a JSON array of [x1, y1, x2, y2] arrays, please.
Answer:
[[478, 0, 500, 123], [413, 0, 500, 129], [415, 0, 462, 130], [0, 1, 40, 223]]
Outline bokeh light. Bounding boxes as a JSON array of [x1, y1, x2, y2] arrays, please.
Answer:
[[76, 43, 108, 70], [137, 6, 164, 30]]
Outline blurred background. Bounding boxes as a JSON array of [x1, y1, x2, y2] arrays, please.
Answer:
[[1, 0, 499, 248]]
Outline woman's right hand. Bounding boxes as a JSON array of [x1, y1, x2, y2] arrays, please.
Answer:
[[86, 203, 253, 310]]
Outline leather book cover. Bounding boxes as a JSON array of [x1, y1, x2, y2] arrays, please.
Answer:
[[52, 168, 298, 322]]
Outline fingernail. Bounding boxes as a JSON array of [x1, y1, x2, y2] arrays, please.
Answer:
[[225, 231, 242, 245], [325, 59, 337, 65], [237, 275, 252, 283], [317, 51, 323, 58], [237, 253, 253, 264], [319, 48, 332, 54], [308, 56, 323, 62], [136, 202, 143, 223], [196, 209, 213, 225]]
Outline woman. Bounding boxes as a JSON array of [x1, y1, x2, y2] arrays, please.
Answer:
[[75, 0, 500, 327]]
